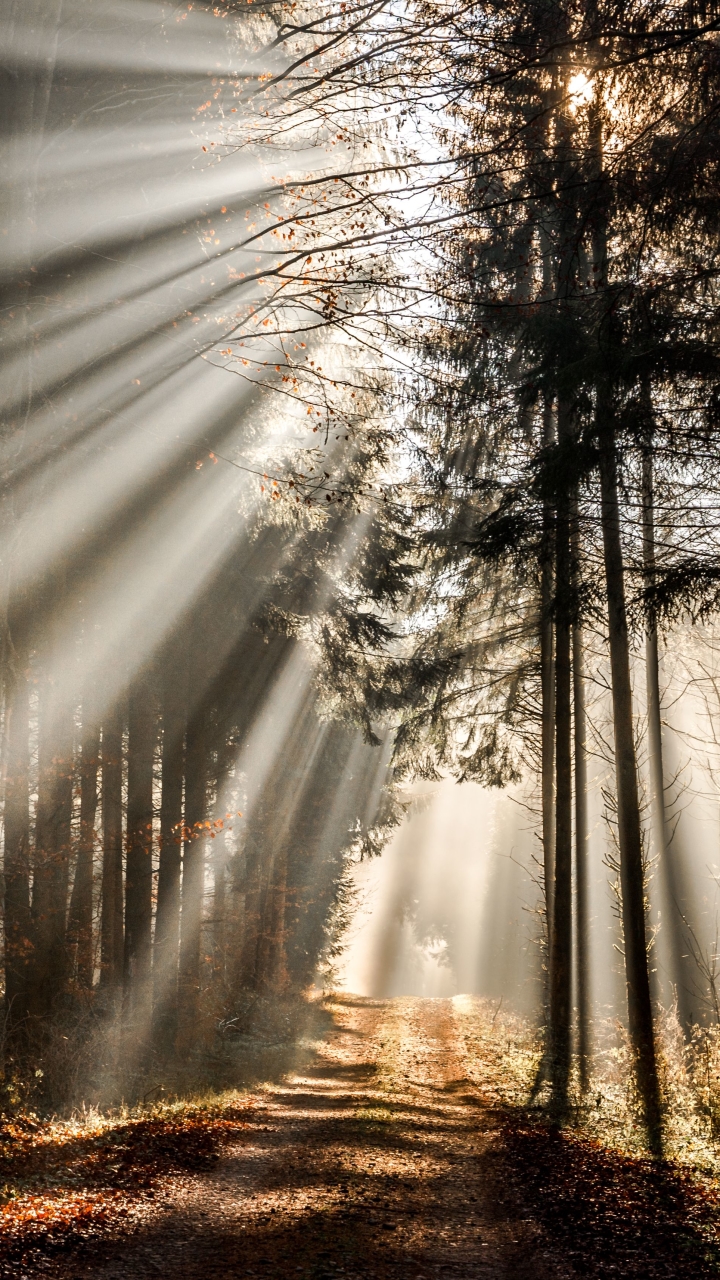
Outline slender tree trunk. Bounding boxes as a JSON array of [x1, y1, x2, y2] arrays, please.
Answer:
[[587, 88, 661, 1148], [123, 673, 156, 1022], [3, 634, 31, 1040], [177, 706, 208, 1047], [67, 690, 99, 990], [237, 831, 263, 994], [541, 599, 556, 935], [211, 787, 229, 989], [227, 844, 247, 1000], [541, 391, 556, 949], [100, 705, 124, 989], [550, 407, 573, 1111], [598, 400, 663, 1153], [258, 844, 288, 993], [570, 491, 591, 1090], [29, 685, 74, 1020], [535, 236, 557, 1101], [153, 655, 187, 1046], [572, 616, 590, 1091], [641, 441, 691, 1028]]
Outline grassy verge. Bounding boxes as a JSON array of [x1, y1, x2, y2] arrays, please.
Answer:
[[453, 994, 720, 1169], [0, 1094, 257, 1271], [454, 995, 720, 1279]]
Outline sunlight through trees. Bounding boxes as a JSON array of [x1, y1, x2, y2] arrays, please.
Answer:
[[3, 0, 720, 1178]]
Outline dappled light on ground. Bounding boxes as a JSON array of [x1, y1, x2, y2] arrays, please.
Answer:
[[4, 998, 720, 1279]]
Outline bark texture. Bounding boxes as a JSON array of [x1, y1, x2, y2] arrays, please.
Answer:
[[2, 635, 31, 1038], [124, 674, 156, 1021], [599, 405, 662, 1153], [67, 695, 100, 990], [177, 706, 208, 1046], [100, 705, 124, 990], [153, 654, 187, 1045]]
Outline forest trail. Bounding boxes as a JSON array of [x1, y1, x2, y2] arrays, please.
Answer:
[[41, 995, 565, 1280]]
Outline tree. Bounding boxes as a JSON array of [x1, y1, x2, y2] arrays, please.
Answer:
[[2, 620, 31, 1043], [100, 703, 125, 993], [123, 672, 156, 1025], [67, 684, 100, 991], [285, 0, 720, 1149]]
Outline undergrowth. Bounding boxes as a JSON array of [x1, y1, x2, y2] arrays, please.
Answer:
[[0, 991, 329, 1117], [0, 1091, 263, 1275], [0, 993, 331, 1270], [453, 993, 720, 1170]]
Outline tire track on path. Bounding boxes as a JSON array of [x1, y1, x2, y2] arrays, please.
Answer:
[[38, 996, 569, 1280]]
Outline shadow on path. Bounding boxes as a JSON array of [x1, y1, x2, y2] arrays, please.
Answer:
[[499, 1114, 720, 1280], [9, 997, 720, 1280]]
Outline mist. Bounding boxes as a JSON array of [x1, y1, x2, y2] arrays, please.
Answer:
[[4, 0, 720, 1146]]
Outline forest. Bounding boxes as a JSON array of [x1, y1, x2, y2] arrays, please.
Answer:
[[3, 1, 720, 1276]]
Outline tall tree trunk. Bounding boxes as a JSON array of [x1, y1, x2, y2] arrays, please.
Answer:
[[535, 251, 556, 1102], [598, 400, 662, 1153], [572, 617, 590, 1091], [549, 410, 573, 1112], [177, 706, 208, 1048], [237, 830, 263, 994], [641, 440, 691, 1028], [29, 684, 74, 1020], [211, 787, 229, 990], [153, 654, 187, 1047], [226, 844, 248, 1002], [587, 87, 661, 1149], [540, 362, 556, 951], [208, 743, 240, 993], [67, 689, 99, 990], [541, 550, 556, 934], [123, 673, 156, 1023], [100, 704, 124, 990], [570, 493, 590, 1090], [257, 844, 288, 993], [2, 633, 31, 1040]]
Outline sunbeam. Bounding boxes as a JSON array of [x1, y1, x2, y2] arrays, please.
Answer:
[[7, 20, 720, 1275]]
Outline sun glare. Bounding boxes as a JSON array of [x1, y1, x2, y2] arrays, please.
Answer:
[[568, 70, 594, 112]]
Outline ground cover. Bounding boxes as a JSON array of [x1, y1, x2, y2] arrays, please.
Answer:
[[0, 1099, 255, 1273], [2, 996, 720, 1278]]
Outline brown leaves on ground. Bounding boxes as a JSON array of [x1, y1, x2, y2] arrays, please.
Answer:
[[7, 999, 720, 1279], [0, 1104, 252, 1270], [501, 1115, 720, 1279]]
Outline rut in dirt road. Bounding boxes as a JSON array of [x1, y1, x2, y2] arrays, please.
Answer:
[[24, 995, 720, 1280], [37, 996, 562, 1280]]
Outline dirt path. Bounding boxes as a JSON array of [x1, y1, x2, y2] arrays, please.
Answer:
[[35, 995, 566, 1280]]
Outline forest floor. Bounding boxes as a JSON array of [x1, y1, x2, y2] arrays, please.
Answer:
[[4, 994, 720, 1280]]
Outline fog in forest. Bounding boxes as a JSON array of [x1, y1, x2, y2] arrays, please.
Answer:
[[4, 1, 720, 1189], [342, 718, 720, 1033], [340, 781, 537, 1005], [0, 0, 398, 1105]]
